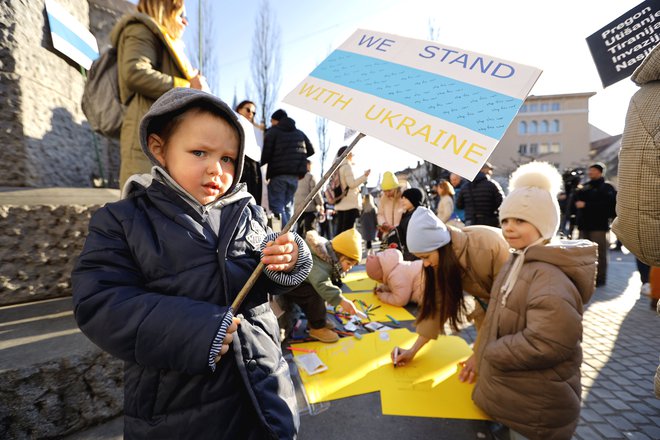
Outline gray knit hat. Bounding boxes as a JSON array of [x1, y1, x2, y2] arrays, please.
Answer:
[[406, 207, 451, 254], [139, 88, 245, 188]]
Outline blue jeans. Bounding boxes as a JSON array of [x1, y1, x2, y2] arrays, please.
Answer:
[[268, 174, 298, 225]]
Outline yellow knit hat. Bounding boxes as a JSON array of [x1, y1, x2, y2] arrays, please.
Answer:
[[380, 171, 399, 191], [331, 228, 363, 261]]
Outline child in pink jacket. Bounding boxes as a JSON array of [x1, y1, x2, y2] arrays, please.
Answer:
[[366, 248, 424, 306]]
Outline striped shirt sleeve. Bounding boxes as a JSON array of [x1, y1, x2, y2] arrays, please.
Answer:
[[207, 309, 234, 372], [260, 232, 312, 287]]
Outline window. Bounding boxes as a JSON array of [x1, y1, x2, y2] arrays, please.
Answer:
[[552, 119, 560, 132], [529, 143, 538, 155], [540, 120, 549, 133], [529, 121, 538, 134], [529, 104, 538, 112], [540, 103, 549, 112], [518, 144, 528, 155], [539, 143, 549, 154], [518, 121, 527, 134], [551, 143, 561, 153], [519, 105, 527, 113], [551, 103, 560, 111]]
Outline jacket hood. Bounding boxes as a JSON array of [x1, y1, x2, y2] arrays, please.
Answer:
[[139, 88, 246, 194], [305, 230, 332, 263], [525, 239, 597, 304], [377, 248, 404, 279], [275, 117, 296, 132], [110, 12, 162, 47], [632, 42, 660, 86]]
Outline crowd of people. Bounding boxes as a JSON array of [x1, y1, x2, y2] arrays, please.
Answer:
[[72, 1, 659, 438]]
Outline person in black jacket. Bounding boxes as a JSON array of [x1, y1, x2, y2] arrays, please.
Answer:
[[394, 187, 424, 261], [72, 89, 312, 439], [261, 109, 315, 225], [455, 162, 504, 227], [575, 162, 617, 286]]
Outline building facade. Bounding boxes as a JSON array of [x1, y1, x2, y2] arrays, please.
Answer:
[[488, 92, 597, 178]]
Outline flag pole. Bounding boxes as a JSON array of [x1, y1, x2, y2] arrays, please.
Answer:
[[230, 132, 366, 312]]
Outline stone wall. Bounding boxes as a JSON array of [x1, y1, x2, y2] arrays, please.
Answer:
[[0, 204, 101, 306], [0, 0, 135, 188]]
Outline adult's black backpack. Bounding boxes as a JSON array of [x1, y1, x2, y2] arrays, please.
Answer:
[[81, 47, 125, 138]]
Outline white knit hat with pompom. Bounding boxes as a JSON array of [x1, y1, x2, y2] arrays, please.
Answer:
[[499, 162, 563, 240]]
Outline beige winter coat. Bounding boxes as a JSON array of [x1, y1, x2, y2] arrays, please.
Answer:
[[612, 43, 660, 266], [334, 162, 367, 211], [111, 13, 194, 188], [473, 240, 597, 440], [377, 190, 405, 228], [415, 225, 510, 340]]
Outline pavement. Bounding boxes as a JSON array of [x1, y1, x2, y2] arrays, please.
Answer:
[[61, 246, 660, 440]]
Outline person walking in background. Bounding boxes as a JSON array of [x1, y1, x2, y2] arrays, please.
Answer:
[[435, 179, 455, 223], [333, 146, 370, 234], [113, 0, 207, 188], [449, 172, 466, 223], [235, 99, 264, 205], [261, 109, 315, 225], [471, 162, 597, 440], [293, 160, 323, 237], [377, 171, 405, 236], [360, 193, 378, 252], [575, 162, 617, 287], [391, 207, 509, 370], [456, 162, 504, 227]]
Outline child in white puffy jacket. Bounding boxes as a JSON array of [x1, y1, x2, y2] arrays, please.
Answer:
[[366, 248, 424, 307]]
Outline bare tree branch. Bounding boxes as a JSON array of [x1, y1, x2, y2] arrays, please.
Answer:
[[250, 0, 282, 127], [316, 116, 330, 176]]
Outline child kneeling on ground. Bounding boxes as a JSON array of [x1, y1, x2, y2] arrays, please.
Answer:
[[469, 162, 597, 440], [366, 248, 423, 307], [282, 228, 363, 343], [72, 88, 312, 439]]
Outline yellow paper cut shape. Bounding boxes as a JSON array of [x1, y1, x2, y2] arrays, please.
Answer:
[[343, 270, 378, 292], [343, 292, 415, 322], [292, 328, 490, 420]]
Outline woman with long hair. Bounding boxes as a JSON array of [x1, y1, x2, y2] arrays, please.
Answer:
[[333, 146, 370, 234], [391, 207, 510, 380], [113, 0, 207, 187]]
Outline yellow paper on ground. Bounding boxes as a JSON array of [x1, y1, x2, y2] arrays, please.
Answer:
[[292, 328, 417, 403], [343, 292, 415, 322], [343, 270, 378, 292], [380, 336, 490, 420]]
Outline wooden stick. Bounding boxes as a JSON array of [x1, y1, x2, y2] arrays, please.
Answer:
[[230, 133, 367, 312]]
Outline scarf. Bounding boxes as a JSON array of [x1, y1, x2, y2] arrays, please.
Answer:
[[500, 238, 545, 306]]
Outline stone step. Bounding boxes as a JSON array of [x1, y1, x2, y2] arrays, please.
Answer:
[[0, 297, 123, 439]]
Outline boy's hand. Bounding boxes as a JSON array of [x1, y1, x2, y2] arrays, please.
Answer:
[[262, 232, 299, 272], [339, 297, 359, 316], [215, 317, 240, 364]]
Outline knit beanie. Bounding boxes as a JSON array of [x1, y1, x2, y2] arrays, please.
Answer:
[[499, 161, 563, 240], [331, 228, 363, 261], [406, 207, 451, 254], [381, 171, 399, 191], [365, 254, 383, 281], [402, 188, 424, 208]]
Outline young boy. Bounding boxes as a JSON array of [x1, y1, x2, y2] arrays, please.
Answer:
[[282, 228, 363, 343], [470, 162, 597, 440], [72, 88, 312, 439]]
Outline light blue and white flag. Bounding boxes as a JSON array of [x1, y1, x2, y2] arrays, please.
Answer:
[[45, 0, 99, 70], [283, 29, 541, 180]]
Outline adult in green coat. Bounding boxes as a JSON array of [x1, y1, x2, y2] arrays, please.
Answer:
[[111, 0, 206, 188]]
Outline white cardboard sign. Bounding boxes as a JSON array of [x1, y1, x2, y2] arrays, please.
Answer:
[[283, 29, 542, 180]]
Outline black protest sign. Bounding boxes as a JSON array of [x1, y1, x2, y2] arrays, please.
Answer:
[[587, 0, 660, 88]]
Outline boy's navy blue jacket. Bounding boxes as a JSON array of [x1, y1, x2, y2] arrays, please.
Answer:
[[72, 179, 310, 439]]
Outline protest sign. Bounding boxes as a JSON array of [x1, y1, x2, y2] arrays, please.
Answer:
[[45, 0, 99, 70], [283, 29, 541, 180], [587, 0, 660, 88]]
